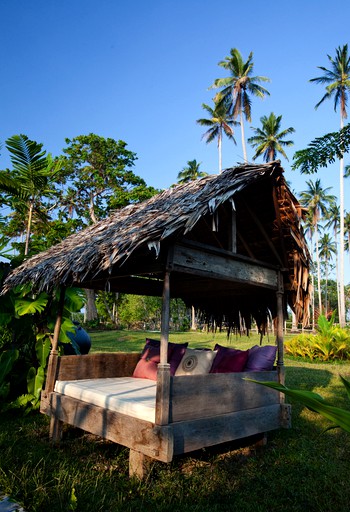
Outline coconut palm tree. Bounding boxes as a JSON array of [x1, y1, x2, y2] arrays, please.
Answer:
[[345, 211, 350, 258], [196, 101, 238, 173], [310, 44, 350, 326], [177, 159, 207, 184], [247, 112, 295, 162], [324, 204, 341, 318], [210, 48, 270, 162], [300, 179, 336, 315], [319, 232, 336, 317]]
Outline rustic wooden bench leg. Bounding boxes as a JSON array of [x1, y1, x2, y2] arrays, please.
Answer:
[[254, 432, 267, 447], [49, 416, 63, 443], [129, 449, 152, 479]]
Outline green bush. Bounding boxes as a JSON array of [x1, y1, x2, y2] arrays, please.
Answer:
[[286, 314, 350, 361]]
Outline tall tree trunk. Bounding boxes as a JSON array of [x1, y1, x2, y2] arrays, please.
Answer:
[[339, 116, 346, 327], [315, 221, 322, 315], [218, 130, 222, 173], [191, 306, 196, 331], [24, 201, 34, 256], [240, 112, 247, 162], [291, 311, 298, 332], [84, 289, 98, 322]]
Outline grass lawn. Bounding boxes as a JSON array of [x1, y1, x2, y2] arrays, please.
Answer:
[[1, 330, 350, 511]]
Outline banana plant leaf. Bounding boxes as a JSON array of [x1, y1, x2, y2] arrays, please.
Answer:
[[244, 378, 350, 433]]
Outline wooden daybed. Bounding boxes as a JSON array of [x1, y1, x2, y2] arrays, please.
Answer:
[[2, 161, 310, 478]]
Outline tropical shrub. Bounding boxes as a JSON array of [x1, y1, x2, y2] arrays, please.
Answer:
[[0, 264, 85, 411], [285, 314, 350, 361]]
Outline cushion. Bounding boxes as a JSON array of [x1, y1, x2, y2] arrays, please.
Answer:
[[175, 348, 217, 376], [133, 338, 188, 380], [132, 344, 160, 380], [244, 345, 277, 371], [210, 344, 249, 373]]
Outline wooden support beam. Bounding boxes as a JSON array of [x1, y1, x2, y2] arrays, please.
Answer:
[[243, 200, 284, 267], [129, 450, 153, 480], [52, 286, 66, 352], [170, 244, 278, 289], [160, 271, 170, 365], [44, 286, 66, 395], [276, 271, 285, 389], [230, 208, 237, 253]]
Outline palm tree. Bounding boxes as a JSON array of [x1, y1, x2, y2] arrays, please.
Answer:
[[177, 159, 207, 184], [345, 211, 350, 258], [196, 101, 238, 173], [302, 211, 318, 330], [324, 204, 341, 318], [3, 134, 61, 255], [319, 233, 336, 317], [210, 48, 270, 162], [299, 179, 336, 315], [310, 44, 350, 326], [247, 112, 295, 162]]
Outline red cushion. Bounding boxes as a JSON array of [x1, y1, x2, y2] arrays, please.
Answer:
[[133, 338, 188, 380], [132, 345, 160, 380], [210, 344, 249, 373]]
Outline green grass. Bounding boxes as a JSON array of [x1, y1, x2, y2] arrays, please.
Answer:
[[1, 330, 350, 511], [88, 329, 297, 353]]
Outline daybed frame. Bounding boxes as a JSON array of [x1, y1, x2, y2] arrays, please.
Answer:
[[3, 162, 309, 478], [41, 244, 291, 478]]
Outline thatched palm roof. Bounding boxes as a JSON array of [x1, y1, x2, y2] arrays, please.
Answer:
[[2, 161, 310, 326]]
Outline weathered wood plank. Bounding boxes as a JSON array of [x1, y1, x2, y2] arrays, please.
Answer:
[[170, 244, 278, 289], [48, 393, 174, 462], [55, 352, 140, 381], [129, 450, 153, 479], [170, 371, 279, 422], [172, 404, 283, 454], [155, 364, 171, 425]]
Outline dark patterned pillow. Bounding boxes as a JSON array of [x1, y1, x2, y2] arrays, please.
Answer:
[[175, 348, 217, 376]]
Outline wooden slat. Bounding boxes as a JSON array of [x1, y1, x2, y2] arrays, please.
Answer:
[[155, 364, 171, 425], [170, 244, 278, 289], [55, 352, 140, 381], [49, 393, 174, 462], [170, 371, 279, 422], [172, 404, 283, 454]]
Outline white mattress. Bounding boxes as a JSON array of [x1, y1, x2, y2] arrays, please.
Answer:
[[54, 377, 157, 423]]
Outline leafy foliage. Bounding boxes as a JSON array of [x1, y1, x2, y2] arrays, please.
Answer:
[[285, 314, 350, 361], [60, 134, 158, 225], [246, 375, 350, 433], [292, 124, 350, 173]]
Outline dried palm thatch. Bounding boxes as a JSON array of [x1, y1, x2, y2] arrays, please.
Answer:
[[2, 161, 310, 328]]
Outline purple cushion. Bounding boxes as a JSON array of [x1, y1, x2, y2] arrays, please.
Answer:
[[133, 338, 188, 380], [210, 344, 249, 373], [244, 345, 277, 371]]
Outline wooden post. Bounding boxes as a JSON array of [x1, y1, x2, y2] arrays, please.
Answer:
[[129, 450, 152, 480], [52, 286, 66, 352], [156, 271, 171, 425], [45, 286, 66, 393], [160, 271, 170, 364], [230, 206, 237, 253], [276, 271, 285, 387]]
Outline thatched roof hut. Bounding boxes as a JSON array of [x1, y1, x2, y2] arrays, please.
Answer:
[[2, 161, 310, 331]]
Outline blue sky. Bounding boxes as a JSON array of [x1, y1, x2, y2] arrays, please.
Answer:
[[1, 0, 350, 277]]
